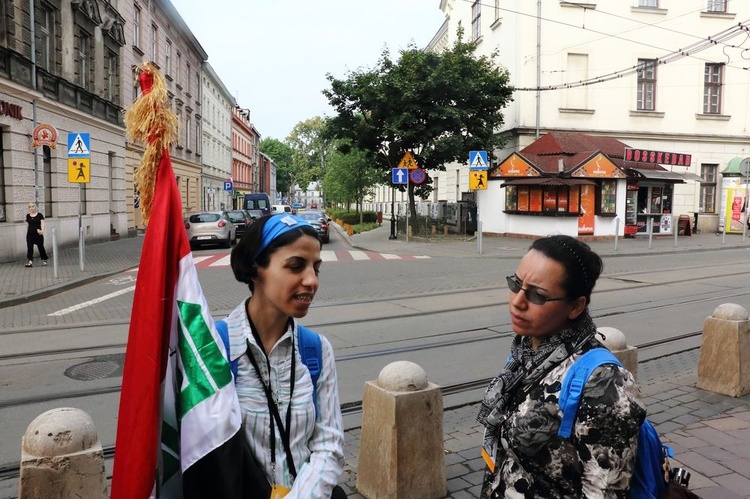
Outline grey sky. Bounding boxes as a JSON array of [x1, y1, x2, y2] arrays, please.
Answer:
[[171, 0, 446, 141]]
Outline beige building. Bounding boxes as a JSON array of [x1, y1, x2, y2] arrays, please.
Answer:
[[121, 0, 207, 230], [0, 0, 128, 262]]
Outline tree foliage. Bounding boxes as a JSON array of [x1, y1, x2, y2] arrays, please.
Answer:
[[323, 142, 380, 213], [323, 34, 513, 217], [285, 116, 334, 191], [259, 138, 293, 195]]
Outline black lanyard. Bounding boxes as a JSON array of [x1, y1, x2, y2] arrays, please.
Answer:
[[245, 316, 298, 479]]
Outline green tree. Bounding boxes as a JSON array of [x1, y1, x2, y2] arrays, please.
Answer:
[[323, 142, 380, 217], [259, 138, 293, 195], [324, 33, 513, 219], [285, 117, 333, 193]]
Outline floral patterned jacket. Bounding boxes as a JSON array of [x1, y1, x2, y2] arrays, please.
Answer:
[[481, 350, 646, 498]]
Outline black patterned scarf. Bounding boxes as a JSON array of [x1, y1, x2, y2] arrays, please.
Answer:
[[477, 312, 599, 436]]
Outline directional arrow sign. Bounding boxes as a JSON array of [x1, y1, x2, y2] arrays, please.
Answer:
[[392, 168, 408, 185]]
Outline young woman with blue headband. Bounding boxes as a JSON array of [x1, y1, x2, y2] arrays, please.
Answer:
[[226, 214, 345, 498]]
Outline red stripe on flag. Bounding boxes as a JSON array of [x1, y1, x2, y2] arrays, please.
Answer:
[[111, 149, 190, 498]]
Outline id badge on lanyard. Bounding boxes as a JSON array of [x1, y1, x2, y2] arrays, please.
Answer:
[[270, 484, 291, 499]]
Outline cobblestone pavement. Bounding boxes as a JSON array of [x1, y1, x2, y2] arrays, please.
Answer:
[[3, 225, 750, 497]]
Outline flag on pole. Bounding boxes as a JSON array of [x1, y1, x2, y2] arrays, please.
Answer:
[[111, 62, 242, 499]]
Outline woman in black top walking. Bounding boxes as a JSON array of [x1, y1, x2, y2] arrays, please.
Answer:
[[25, 202, 48, 267]]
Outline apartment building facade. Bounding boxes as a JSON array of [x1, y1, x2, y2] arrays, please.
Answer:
[[370, 0, 750, 237], [121, 0, 207, 230], [231, 106, 258, 209], [0, 0, 128, 262], [200, 61, 233, 211]]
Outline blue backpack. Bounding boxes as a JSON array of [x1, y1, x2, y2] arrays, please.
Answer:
[[215, 319, 323, 417], [558, 348, 672, 499]]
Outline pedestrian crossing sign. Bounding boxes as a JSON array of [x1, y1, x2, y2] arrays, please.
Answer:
[[68, 158, 90, 183], [398, 151, 418, 170], [67, 133, 91, 158], [469, 170, 487, 190], [469, 150, 488, 170]]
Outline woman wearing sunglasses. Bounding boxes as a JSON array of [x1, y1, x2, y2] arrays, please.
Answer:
[[478, 234, 645, 498]]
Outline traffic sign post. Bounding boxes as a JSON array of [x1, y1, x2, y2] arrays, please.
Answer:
[[392, 168, 408, 185], [469, 151, 488, 170], [224, 181, 233, 191], [409, 168, 427, 185], [68, 132, 91, 271], [469, 171, 488, 190]]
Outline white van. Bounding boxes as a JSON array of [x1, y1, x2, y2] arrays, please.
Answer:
[[271, 204, 293, 214]]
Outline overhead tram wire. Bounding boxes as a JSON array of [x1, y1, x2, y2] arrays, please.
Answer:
[[514, 21, 750, 92]]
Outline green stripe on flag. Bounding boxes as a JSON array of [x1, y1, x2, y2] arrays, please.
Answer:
[[177, 301, 233, 417], [161, 419, 180, 481]]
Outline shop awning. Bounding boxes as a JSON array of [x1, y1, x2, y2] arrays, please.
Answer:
[[628, 168, 703, 182], [722, 157, 750, 176], [500, 177, 595, 187]]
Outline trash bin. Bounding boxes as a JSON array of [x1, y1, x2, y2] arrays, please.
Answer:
[[377, 211, 383, 226]]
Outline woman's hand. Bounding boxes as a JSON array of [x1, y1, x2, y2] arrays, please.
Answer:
[[37, 229, 43, 235]]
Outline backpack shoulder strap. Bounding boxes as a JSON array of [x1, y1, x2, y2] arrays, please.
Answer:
[[297, 325, 323, 418], [215, 319, 239, 380], [558, 347, 622, 438]]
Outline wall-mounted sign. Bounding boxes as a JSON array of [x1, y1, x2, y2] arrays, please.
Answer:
[[571, 153, 625, 178], [494, 154, 541, 177], [32, 124, 58, 148], [0, 99, 23, 120], [624, 148, 692, 167]]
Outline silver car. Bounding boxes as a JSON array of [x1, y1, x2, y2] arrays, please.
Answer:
[[184, 211, 236, 249]]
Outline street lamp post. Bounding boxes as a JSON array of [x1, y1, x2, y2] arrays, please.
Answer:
[[389, 185, 397, 239]]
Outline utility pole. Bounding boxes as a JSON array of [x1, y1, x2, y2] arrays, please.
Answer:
[[389, 185, 397, 239], [535, 0, 542, 139]]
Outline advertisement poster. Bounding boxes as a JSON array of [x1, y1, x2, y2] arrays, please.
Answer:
[[529, 187, 543, 212], [518, 187, 529, 211], [578, 185, 595, 235], [569, 186, 580, 213], [719, 178, 749, 233], [543, 189, 557, 211]]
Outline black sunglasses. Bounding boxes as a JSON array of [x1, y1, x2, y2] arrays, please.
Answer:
[[506, 275, 567, 305]]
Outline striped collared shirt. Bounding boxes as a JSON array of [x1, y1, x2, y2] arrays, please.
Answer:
[[225, 303, 344, 498]]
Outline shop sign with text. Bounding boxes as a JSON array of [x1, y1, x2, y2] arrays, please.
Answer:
[[624, 148, 691, 166]]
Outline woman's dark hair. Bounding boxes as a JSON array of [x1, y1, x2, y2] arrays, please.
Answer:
[[230, 214, 320, 292], [529, 235, 603, 304]]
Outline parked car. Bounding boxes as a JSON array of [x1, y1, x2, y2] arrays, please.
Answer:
[[226, 210, 251, 239], [243, 193, 272, 215], [244, 209, 264, 222], [184, 211, 236, 249], [272, 204, 294, 215], [297, 210, 330, 243]]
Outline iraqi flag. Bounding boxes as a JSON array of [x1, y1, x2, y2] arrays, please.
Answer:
[[110, 146, 243, 498]]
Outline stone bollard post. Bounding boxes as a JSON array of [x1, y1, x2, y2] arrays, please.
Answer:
[[357, 361, 446, 499], [697, 303, 750, 397], [596, 327, 639, 380], [19, 407, 107, 499]]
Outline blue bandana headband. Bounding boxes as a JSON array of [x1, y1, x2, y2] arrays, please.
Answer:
[[254, 214, 313, 260]]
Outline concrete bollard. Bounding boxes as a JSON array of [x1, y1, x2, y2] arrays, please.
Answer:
[[697, 303, 750, 397], [357, 361, 446, 499], [596, 327, 639, 380], [19, 407, 107, 499]]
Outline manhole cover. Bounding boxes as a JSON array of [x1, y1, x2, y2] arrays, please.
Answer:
[[65, 355, 123, 381]]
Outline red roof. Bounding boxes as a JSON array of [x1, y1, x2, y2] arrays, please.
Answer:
[[515, 132, 665, 174]]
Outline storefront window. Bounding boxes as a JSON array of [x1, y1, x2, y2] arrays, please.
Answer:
[[569, 186, 580, 213], [543, 186, 558, 211], [518, 187, 529, 211], [505, 185, 517, 210], [598, 180, 617, 215]]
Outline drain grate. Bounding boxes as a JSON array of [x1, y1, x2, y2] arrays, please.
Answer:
[[65, 354, 124, 381]]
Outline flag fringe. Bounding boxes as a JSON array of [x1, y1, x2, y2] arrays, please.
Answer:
[[124, 62, 178, 225]]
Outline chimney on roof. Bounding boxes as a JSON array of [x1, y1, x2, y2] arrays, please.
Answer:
[[558, 159, 565, 173]]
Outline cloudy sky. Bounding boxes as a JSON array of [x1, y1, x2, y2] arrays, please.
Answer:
[[171, 0, 446, 141]]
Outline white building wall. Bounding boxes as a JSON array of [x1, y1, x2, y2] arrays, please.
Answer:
[[201, 62, 234, 210], [407, 0, 750, 235]]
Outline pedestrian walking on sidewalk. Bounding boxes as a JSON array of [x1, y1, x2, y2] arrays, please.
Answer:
[[477, 235, 645, 498], [25, 202, 48, 268], [194, 214, 345, 498]]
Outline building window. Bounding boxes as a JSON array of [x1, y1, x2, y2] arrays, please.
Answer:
[[133, 5, 140, 48], [186, 115, 191, 150], [471, 1, 481, 41], [77, 31, 90, 89], [0, 129, 5, 222], [703, 63, 723, 114], [494, 0, 501, 21], [38, 6, 52, 71], [700, 164, 717, 213], [707, 0, 726, 12], [151, 24, 158, 62], [637, 59, 656, 111], [195, 121, 201, 155], [187, 62, 191, 95], [106, 50, 119, 103], [176, 52, 182, 85], [597, 180, 617, 215], [639, 0, 658, 6], [165, 40, 171, 75]]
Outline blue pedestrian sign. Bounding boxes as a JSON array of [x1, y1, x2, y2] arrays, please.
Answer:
[[469, 150, 488, 170], [392, 167, 408, 185], [67, 133, 91, 158], [223, 181, 233, 191]]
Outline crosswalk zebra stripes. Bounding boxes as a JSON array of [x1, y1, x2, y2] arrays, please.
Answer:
[[130, 250, 430, 272]]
